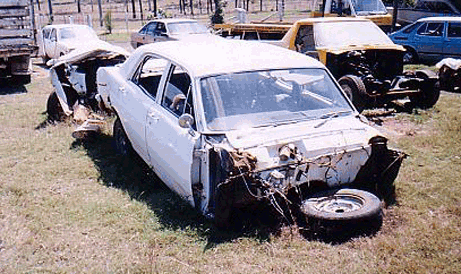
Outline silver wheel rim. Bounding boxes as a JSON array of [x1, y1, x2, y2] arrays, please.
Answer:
[[310, 195, 365, 214]]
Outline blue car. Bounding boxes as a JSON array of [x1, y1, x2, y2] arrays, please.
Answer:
[[389, 16, 461, 64]]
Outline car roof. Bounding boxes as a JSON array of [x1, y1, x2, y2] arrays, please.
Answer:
[[145, 18, 198, 24], [122, 36, 325, 78], [417, 16, 461, 23], [42, 24, 93, 30]]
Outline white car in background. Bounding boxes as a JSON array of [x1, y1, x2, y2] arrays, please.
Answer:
[[96, 37, 404, 235], [38, 24, 100, 63]]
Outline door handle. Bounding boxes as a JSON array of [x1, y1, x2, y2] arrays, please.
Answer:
[[119, 86, 126, 94], [148, 111, 159, 122]]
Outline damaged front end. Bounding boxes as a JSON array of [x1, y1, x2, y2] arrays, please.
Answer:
[[46, 43, 129, 137], [200, 125, 405, 228]]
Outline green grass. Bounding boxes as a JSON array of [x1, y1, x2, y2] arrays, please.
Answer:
[[1, 64, 461, 273]]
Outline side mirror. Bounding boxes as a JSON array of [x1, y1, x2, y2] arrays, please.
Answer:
[[160, 32, 168, 37], [178, 113, 194, 129]]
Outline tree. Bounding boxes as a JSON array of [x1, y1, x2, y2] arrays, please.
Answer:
[[211, 0, 223, 24]]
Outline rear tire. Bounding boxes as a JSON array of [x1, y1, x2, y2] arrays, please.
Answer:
[[113, 117, 134, 157], [338, 75, 368, 112]]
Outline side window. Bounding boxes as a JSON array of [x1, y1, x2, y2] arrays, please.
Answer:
[[448, 22, 461, 38], [146, 23, 157, 35], [161, 65, 193, 118], [132, 56, 169, 98], [417, 22, 444, 36], [402, 22, 421, 34], [139, 25, 148, 34], [295, 25, 315, 53], [43, 28, 51, 39], [156, 22, 167, 34], [50, 29, 57, 42]]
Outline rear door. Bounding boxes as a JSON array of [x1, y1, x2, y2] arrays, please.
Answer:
[[444, 21, 461, 59], [414, 21, 445, 62]]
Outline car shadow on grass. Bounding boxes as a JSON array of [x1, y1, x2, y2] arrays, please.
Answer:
[[70, 133, 280, 249], [0, 80, 28, 95]]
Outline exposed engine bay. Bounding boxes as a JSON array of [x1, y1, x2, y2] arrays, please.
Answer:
[[197, 132, 405, 228]]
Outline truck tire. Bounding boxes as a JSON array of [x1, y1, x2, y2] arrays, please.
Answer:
[[301, 189, 382, 238], [338, 75, 368, 112], [410, 70, 440, 109]]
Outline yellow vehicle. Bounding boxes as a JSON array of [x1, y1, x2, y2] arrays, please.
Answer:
[[213, 0, 392, 39], [310, 0, 392, 32], [274, 17, 440, 111]]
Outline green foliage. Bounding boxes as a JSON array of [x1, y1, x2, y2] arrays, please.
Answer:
[[104, 10, 112, 34]]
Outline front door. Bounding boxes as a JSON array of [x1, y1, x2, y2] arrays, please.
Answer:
[[145, 64, 198, 205]]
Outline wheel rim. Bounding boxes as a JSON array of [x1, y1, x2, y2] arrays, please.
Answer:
[[310, 194, 365, 214], [403, 52, 414, 64]]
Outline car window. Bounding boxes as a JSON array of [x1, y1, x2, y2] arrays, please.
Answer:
[[161, 65, 193, 118], [156, 22, 167, 34], [43, 28, 51, 39], [448, 22, 461, 38], [417, 22, 444, 36], [295, 25, 315, 53], [132, 56, 169, 98], [402, 22, 421, 34], [50, 29, 57, 42], [146, 23, 157, 35]]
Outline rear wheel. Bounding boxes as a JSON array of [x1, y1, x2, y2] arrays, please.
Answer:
[[338, 75, 368, 112], [113, 117, 134, 157]]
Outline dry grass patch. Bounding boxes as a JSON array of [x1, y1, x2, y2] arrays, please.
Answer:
[[1, 65, 461, 273]]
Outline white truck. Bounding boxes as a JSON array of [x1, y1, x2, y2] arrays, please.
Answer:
[[0, 0, 36, 84]]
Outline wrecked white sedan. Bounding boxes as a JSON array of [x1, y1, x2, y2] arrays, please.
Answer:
[[46, 41, 129, 122], [97, 38, 404, 232]]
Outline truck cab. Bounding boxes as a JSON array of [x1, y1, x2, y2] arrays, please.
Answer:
[[311, 0, 392, 32]]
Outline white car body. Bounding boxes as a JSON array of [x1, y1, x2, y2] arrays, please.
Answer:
[[97, 37, 403, 224], [38, 24, 100, 61]]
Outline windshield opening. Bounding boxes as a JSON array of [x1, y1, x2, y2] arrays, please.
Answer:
[[350, 0, 387, 15], [200, 68, 353, 131], [168, 22, 208, 34], [314, 21, 393, 48]]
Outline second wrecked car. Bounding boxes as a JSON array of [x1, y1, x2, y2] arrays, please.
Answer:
[[46, 41, 129, 123], [96, 37, 405, 233]]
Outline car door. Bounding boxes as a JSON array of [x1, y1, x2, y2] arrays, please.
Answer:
[[444, 21, 461, 59], [113, 55, 169, 163], [414, 21, 445, 62], [145, 63, 198, 205]]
